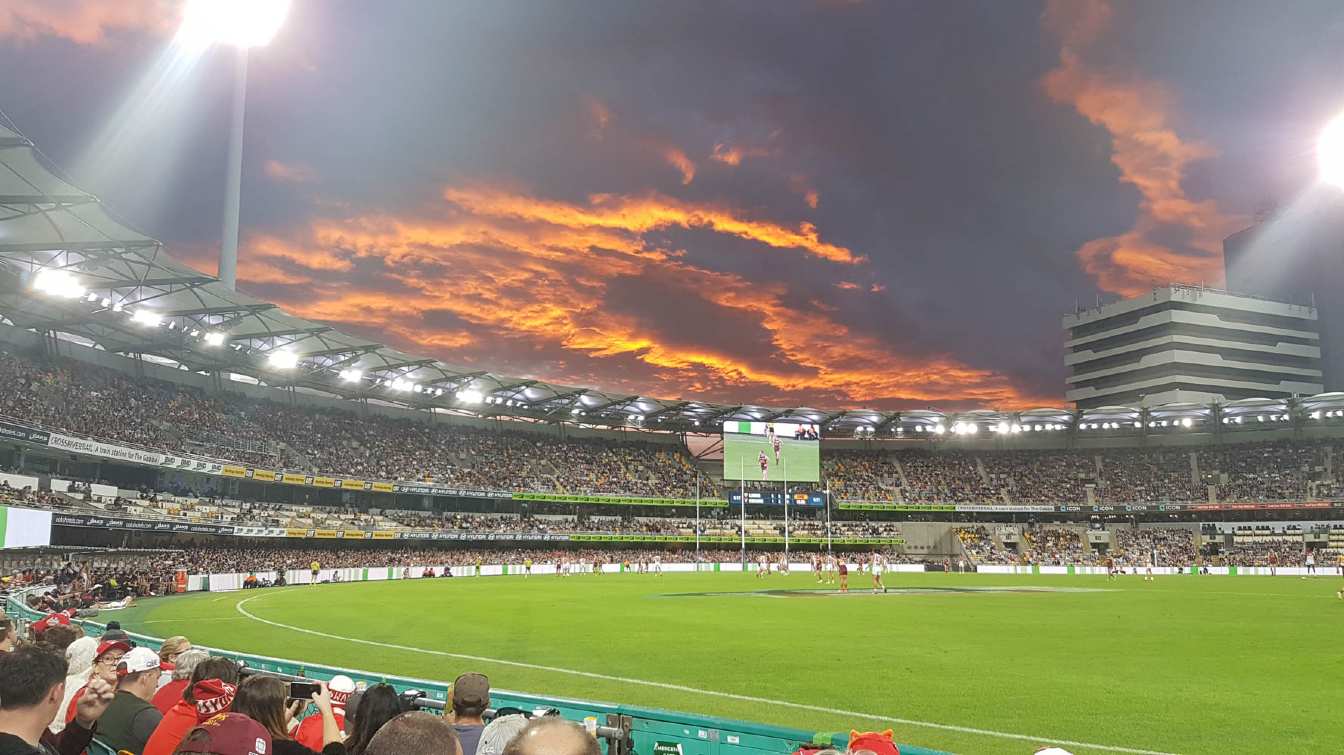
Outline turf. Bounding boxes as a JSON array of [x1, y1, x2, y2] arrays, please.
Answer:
[[110, 571, 1344, 754]]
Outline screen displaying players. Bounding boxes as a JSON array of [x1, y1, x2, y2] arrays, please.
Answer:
[[722, 421, 820, 482]]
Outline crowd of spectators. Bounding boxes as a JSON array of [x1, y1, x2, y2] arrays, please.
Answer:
[[1020, 527, 1092, 566], [13, 352, 1344, 507], [954, 526, 1015, 564], [1113, 528, 1196, 566], [821, 452, 898, 502], [0, 610, 610, 755]]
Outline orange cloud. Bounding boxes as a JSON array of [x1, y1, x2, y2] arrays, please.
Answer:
[[441, 186, 863, 264], [803, 189, 820, 209], [263, 160, 317, 184], [661, 147, 696, 185], [223, 184, 1039, 407], [1041, 0, 1239, 297], [0, 0, 174, 45]]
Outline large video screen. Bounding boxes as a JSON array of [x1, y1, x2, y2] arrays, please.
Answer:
[[723, 421, 820, 482], [0, 505, 52, 548]]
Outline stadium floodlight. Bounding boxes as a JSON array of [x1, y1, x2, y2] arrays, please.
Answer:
[[267, 350, 298, 369], [338, 368, 363, 383], [85, 292, 100, 303], [130, 309, 164, 327], [32, 269, 87, 299], [112, 301, 125, 313], [1320, 112, 1344, 189], [177, 0, 292, 51], [203, 331, 226, 346], [932, 423, 946, 434], [100, 297, 112, 308]]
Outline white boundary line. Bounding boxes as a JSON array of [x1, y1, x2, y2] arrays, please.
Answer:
[[234, 591, 1177, 754]]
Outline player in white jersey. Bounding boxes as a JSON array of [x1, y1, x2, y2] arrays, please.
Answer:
[[871, 553, 888, 593], [1144, 549, 1155, 581], [654, 555, 663, 575], [823, 554, 836, 584], [757, 553, 769, 577]]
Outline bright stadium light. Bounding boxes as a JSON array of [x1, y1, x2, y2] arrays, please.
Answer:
[[1181, 417, 1194, 428], [130, 309, 163, 327], [1320, 112, 1344, 189], [177, 0, 292, 51], [267, 350, 298, 369], [203, 331, 226, 347], [32, 269, 87, 299], [176, 1, 291, 291], [338, 368, 363, 383]]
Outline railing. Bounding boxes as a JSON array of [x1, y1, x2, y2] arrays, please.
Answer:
[[3, 586, 949, 755]]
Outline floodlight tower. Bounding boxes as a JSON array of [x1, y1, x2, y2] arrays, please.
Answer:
[[178, 0, 291, 291]]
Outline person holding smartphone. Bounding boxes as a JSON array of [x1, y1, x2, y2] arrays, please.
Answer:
[[232, 677, 345, 755]]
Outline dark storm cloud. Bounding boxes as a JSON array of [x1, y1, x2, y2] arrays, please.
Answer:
[[0, 0, 1340, 409]]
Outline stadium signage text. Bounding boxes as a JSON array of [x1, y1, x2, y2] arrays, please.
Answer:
[[0, 420, 50, 445]]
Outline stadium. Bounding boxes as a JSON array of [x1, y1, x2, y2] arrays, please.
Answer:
[[3, 3, 1344, 755]]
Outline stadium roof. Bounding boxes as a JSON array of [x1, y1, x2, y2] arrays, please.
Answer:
[[3, 120, 1344, 438]]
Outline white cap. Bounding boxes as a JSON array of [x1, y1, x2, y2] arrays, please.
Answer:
[[329, 674, 356, 708], [117, 646, 161, 676], [478, 714, 531, 755]]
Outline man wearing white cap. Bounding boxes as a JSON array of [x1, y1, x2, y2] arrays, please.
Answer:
[[95, 646, 164, 754], [294, 675, 356, 751]]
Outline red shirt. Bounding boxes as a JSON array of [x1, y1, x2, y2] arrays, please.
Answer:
[[65, 685, 86, 724], [294, 709, 345, 752], [152, 679, 189, 714], [142, 699, 201, 755]]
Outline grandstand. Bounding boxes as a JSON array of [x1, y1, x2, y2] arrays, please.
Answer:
[[2, 117, 1343, 755]]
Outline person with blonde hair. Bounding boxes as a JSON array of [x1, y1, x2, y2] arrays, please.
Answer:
[[157, 636, 192, 689]]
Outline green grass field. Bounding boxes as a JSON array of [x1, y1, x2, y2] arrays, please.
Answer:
[[723, 434, 820, 482], [111, 572, 1343, 754]]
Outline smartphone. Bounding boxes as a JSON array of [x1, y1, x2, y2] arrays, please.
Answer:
[[288, 682, 321, 700]]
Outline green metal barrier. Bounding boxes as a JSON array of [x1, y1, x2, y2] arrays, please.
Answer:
[[5, 593, 948, 755]]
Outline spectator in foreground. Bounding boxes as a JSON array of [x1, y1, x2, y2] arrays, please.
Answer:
[[96, 646, 165, 754], [448, 673, 489, 755], [142, 659, 241, 755], [35, 626, 81, 657], [171, 712, 271, 755], [51, 637, 97, 735], [157, 637, 193, 688], [364, 712, 460, 755], [341, 684, 401, 755], [63, 638, 129, 725], [502, 718, 599, 755], [0, 645, 116, 755], [476, 715, 529, 755], [0, 618, 15, 652], [232, 676, 318, 755], [153, 649, 210, 714], [294, 675, 356, 751]]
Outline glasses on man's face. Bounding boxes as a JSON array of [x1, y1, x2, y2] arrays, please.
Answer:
[[96, 654, 123, 667]]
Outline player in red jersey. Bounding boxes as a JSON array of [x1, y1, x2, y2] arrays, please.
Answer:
[[758, 450, 769, 480], [837, 560, 849, 593]]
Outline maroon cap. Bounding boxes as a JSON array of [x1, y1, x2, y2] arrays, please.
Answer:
[[174, 713, 271, 755]]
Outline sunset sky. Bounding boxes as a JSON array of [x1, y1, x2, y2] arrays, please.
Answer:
[[1, 0, 1341, 410]]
